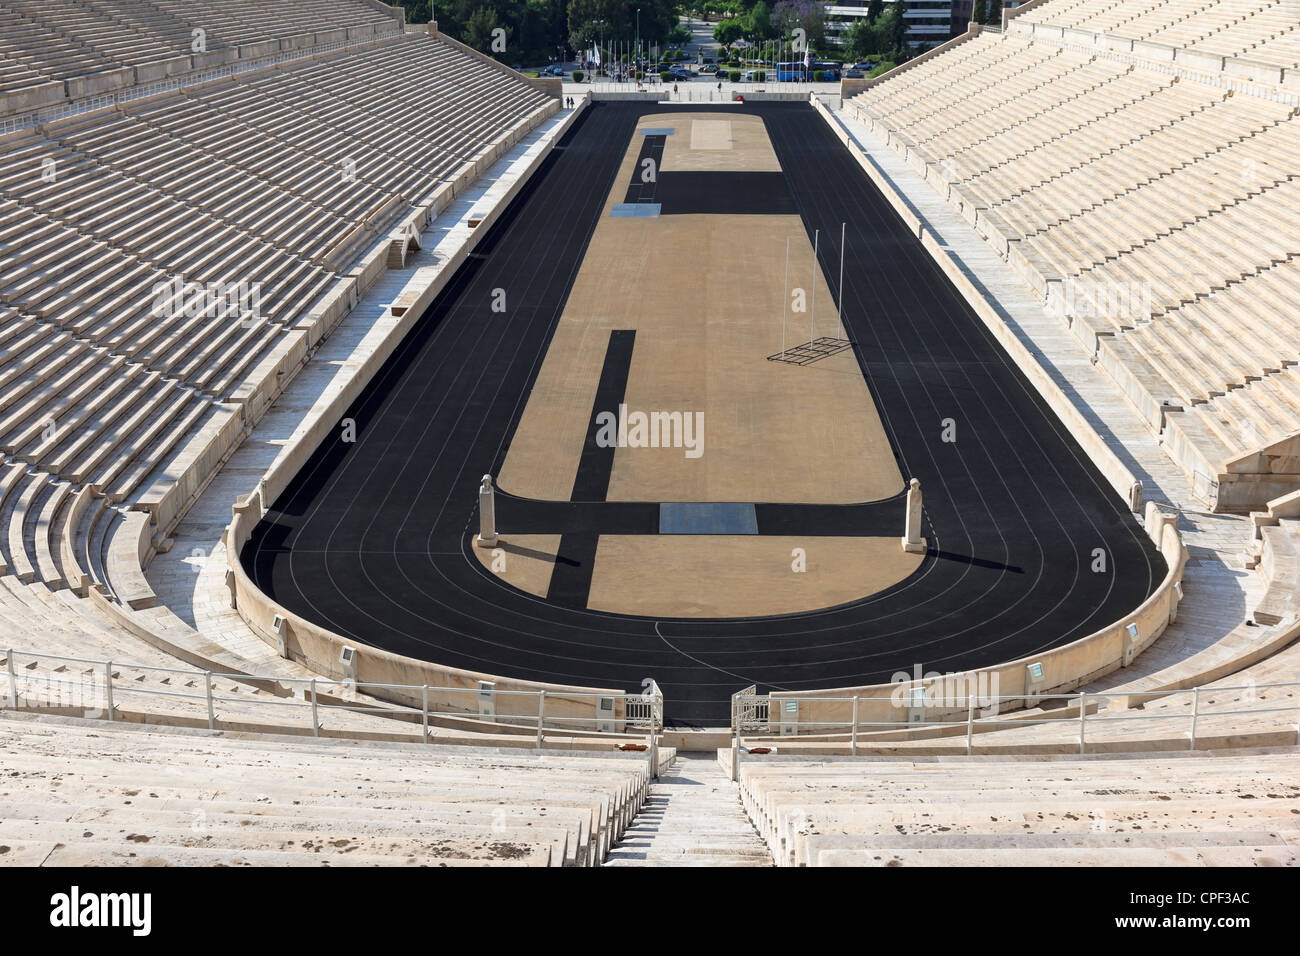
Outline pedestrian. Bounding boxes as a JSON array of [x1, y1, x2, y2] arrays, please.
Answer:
[[673, 83, 678, 95]]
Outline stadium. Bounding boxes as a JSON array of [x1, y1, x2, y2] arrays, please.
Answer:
[[0, 0, 1297, 875]]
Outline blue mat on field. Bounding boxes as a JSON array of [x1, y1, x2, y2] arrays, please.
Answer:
[[611, 203, 661, 217], [659, 502, 758, 534]]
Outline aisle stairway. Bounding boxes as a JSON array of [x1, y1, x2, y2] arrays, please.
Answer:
[[603, 754, 773, 867]]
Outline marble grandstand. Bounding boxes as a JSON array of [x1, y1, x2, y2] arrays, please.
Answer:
[[846, 0, 1300, 511], [0, 0, 1297, 867]]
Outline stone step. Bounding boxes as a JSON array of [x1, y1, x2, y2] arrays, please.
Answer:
[[813, 845, 1299, 867], [604, 755, 773, 867]]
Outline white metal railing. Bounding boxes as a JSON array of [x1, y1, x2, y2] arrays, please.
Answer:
[[731, 684, 1300, 757], [0, 648, 664, 773], [731, 684, 767, 730]]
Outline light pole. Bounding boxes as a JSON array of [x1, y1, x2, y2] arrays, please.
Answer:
[[636, 8, 641, 75]]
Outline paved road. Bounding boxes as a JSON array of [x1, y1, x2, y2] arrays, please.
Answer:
[[242, 103, 1164, 725]]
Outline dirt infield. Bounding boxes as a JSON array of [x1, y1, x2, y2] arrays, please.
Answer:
[[499, 111, 903, 507], [492, 108, 909, 616], [587, 535, 922, 618]]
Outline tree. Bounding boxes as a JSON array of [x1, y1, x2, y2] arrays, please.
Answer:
[[465, 6, 506, 53], [568, 0, 676, 50], [973, 0, 987, 25], [713, 18, 745, 44], [567, 0, 628, 53], [772, 0, 826, 49], [866, 0, 884, 22], [888, 0, 907, 49], [845, 17, 877, 60], [746, 1, 775, 40], [401, 1, 432, 24], [988, 0, 1003, 25], [638, 0, 683, 44]]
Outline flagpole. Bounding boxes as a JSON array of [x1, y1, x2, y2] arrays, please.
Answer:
[[810, 229, 819, 345], [838, 221, 846, 340], [782, 237, 789, 360]]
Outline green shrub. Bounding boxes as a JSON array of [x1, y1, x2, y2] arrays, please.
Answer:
[[728, 70, 741, 82], [753, 70, 766, 82], [868, 61, 896, 77], [635, 70, 644, 80], [813, 69, 825, 82], [660, 70, 672, 81], [572, 70, 584, 82]]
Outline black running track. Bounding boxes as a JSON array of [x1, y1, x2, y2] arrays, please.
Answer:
[[243, 102, 1164, 725]]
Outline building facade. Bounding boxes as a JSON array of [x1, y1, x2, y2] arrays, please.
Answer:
[[826, 0, 1032, 51]]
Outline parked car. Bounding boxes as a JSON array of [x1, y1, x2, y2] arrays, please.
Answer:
[[700, 64, 718, 74], [852, 61, 875, 71], [844, 69, 864, 79], [541, 65, 565, 77]]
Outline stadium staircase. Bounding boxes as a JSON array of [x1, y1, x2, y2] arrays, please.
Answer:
[[602, 755, 773, 867]]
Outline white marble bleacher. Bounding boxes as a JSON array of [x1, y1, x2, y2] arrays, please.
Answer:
[[0, 710, 661, 866], [0, 22, 558, 649], [735, 748, 1300, 866], [846, 11, 1300, 505]]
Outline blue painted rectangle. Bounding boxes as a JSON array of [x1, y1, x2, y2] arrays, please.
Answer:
[[611, 203, 661, 218], [639, 127, 675, 136], [659, 503, 758, 535]]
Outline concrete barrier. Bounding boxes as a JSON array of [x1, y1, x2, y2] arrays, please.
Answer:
[[296, 279, 359, 351], [65, 67, 135, 99], [0, 81, 64, 116], [133, 55, 192, 84], [135, 404, 244, 535], [191, 48, 241, 70], [106, 510, 158, 610], [225, 491, 628, 724], [238, 40, 280, 60], [768, 514, 1187, 734], [279, 32, 316, 52], [314, 27, 350, 46]]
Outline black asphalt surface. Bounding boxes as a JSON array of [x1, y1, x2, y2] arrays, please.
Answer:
[[243, 102, 1165, 726], [623, 130, 795, 214]]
